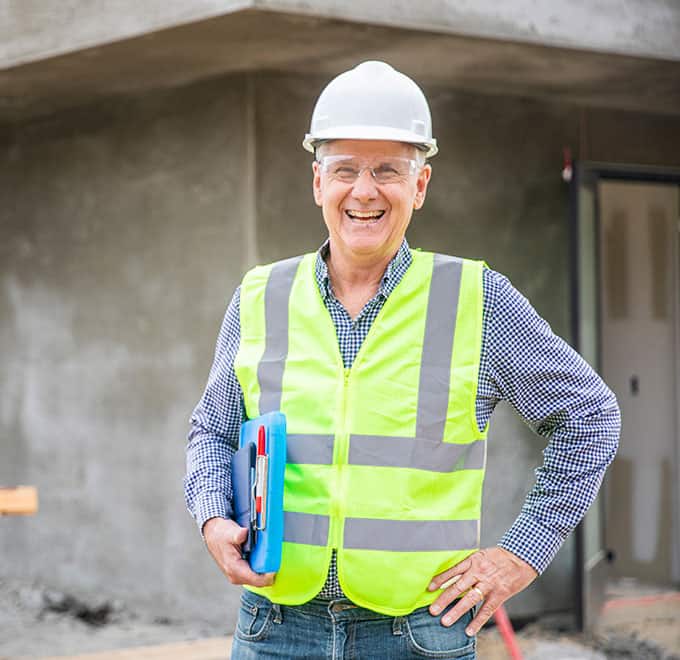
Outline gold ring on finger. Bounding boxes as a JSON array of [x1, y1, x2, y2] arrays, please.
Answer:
[[471, 586, 484, 601]]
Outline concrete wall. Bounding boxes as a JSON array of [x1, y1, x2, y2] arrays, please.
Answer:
[[2, 69, 680, 629], [0, 75, 255, 627]]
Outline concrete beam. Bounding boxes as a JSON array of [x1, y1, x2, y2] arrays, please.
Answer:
[[263, 0, 680, 62], [1, 0, 679, 73], [0, 0, 249, 69], [2, 9, 679, 126]]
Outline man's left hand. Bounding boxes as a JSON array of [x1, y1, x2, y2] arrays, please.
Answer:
[[427, 547, 538, 636]]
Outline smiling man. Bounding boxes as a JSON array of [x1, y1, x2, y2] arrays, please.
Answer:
[[185, 61, 620, 659]]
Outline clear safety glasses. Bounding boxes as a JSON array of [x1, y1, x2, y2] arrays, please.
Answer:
[[318, 155, 421, 185]]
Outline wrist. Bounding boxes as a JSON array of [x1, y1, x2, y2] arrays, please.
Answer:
[[202, 516, 230, 538]]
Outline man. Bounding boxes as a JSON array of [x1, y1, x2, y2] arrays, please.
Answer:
[[185, 61, 620, 659]]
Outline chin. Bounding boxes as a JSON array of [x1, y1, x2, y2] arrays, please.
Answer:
[[346, 237, 390, 255]]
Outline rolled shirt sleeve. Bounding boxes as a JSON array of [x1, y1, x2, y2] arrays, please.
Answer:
[[480, 270, 621, 573], [183, 287, 244, 535]]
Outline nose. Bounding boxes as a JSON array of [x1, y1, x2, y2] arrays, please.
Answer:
[[350, 168, 379, 202]]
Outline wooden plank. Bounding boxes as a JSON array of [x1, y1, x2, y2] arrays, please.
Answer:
[[0, 486, 39, 515], [37, 636, 231, 659]]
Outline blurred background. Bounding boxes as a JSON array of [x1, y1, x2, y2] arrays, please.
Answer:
[[1, 1, 679, 658]]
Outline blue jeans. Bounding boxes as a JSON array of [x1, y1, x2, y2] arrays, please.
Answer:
[[231, 589, 476, 659]]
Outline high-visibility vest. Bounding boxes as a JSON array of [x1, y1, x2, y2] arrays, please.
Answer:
[[234, 249, 487, 615]]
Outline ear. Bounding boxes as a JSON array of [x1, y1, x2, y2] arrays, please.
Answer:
[[312, 160, 323, 207], [413, 163, 432, 210]]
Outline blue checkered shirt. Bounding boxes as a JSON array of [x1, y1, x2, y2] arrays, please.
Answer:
[[184, 239, 620, 598]]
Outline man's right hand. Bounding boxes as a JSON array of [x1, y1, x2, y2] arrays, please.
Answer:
[[203, 517, 275, 587]]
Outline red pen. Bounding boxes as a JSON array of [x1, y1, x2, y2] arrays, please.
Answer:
[[256, 425, 265, 516]]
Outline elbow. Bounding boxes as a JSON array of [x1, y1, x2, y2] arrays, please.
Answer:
[[603, 393, 622, 465]]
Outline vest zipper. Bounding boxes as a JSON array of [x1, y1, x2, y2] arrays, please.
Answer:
[[331, 367, 351, 549]]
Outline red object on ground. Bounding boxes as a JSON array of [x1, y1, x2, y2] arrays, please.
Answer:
[[493, 605, 524, 660], [602, 592, 680, 611]]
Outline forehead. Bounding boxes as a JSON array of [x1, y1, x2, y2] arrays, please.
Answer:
[[321, 139, 417, 159]]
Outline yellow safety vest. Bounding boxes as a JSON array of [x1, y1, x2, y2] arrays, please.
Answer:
[[234, 249, 487, 615]]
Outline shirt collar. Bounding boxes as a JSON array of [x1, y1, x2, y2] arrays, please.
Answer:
[[314, 238, 413, 302]]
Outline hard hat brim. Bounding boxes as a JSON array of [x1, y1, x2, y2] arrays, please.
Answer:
[[303, 126, 438, 158]]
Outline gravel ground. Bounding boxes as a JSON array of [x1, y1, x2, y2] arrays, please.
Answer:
[[475, 616, 678, 660], [0, 576, 217, 659], [1, 575, 678, 659]]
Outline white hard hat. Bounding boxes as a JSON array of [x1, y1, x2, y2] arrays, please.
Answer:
[[303, 61, 438, 158]]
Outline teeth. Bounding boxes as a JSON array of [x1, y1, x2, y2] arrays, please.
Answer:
[[347, 210, 384, 219]]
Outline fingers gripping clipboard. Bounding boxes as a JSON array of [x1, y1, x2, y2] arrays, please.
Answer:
[[231, 412, 286, 574]]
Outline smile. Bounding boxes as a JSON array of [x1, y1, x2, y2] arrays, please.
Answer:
[[345, 209, 385, 224]]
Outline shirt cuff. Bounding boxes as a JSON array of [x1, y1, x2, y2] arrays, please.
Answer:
[[193, 491, 232, 538], [497, 512, 566, 574]]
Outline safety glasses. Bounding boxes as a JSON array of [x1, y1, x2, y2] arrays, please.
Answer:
[[318, 155, 421, 184]]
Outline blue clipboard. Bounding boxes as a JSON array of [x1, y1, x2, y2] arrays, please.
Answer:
[[236, 411, 286, 574]]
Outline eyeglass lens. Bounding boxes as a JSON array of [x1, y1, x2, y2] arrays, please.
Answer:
[[321, 156, 416, 183]]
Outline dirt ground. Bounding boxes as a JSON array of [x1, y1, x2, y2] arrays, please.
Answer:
[[474, 577, 680, 659], [1, 576, 678, 659], [0, 576, 215, 659]]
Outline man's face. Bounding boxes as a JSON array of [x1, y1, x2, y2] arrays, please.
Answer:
[[312, 140, 432, 262]]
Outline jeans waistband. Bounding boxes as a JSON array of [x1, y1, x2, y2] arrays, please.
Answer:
[[242, 589, 413, 622]]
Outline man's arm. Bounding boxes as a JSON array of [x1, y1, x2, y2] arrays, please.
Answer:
[[429, 269, 620, 634], [184, 287, 273, 587], [487, 271, 620, 571], [184, 288, 243, 531]]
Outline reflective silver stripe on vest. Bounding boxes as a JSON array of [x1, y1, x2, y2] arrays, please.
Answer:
[[258, 256, 304, 414], [344, 518, 479, 552], [287, 434, 335, 465], [346, 255, 477, 473], [348, 435, 485, 472], [416, 254, 462, 441], [284, 511, 329, 546]]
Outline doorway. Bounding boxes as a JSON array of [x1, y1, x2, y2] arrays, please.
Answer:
[[572, 164, 680, 631], [599, 180, 680, 586]]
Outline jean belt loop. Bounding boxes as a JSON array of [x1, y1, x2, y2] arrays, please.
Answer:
[[392, 615, 404, 636], [272, 603, 283, 624]]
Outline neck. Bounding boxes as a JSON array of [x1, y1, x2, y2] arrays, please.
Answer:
[[325, 241, 398, 301]]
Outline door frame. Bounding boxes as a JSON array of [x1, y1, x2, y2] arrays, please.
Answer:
[[570, 161, 680, 631]]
